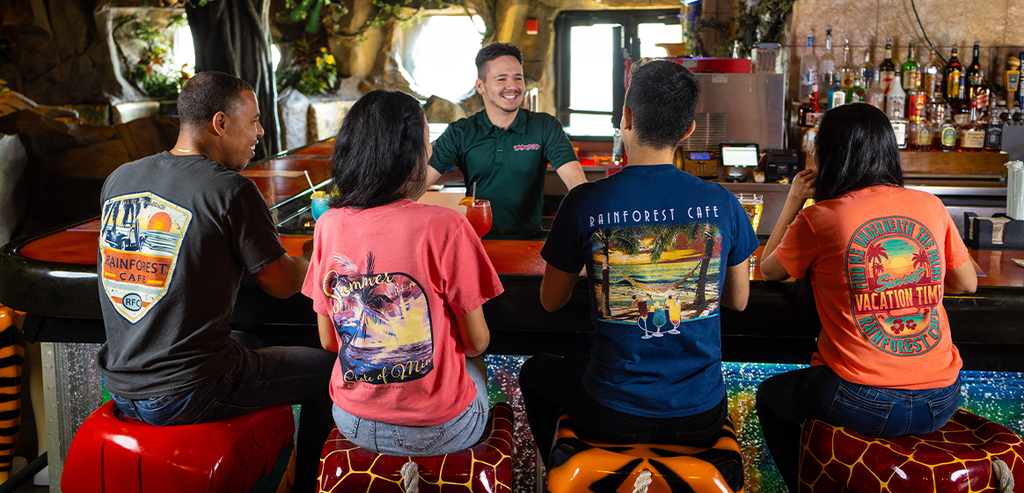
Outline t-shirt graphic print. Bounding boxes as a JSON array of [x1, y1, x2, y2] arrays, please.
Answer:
[[322, 252, 434, 385], [848, 216, 944, 356], [591, 222, 723, 339], [99, 192, 192, 323]]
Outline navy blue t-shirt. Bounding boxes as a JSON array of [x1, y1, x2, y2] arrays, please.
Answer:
[[542, 164, 758, 417]]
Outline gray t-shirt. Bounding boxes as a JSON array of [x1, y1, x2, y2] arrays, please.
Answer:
[[96, 152, 286, 399]]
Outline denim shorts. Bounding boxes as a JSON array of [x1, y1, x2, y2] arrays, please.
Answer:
[[331, 356, 490, 456]]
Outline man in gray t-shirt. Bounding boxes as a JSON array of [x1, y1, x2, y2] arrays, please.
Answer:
[[97, 72, 333, 492]]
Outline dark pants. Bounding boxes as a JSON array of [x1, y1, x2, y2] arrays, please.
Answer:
[[755, 365, 961, 493], [111, 338, 336, 493], [518, 354, 727, 462]]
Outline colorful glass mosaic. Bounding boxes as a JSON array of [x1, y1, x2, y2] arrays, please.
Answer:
[[481, 356, 1024, 493]]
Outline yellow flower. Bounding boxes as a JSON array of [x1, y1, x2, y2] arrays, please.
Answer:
[[316, 57, 323, 67], [325, 54, 335, 65], [320, 47, 328, 53]]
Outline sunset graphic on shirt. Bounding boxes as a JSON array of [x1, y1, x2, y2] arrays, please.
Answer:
[[847, 216, 944, 356], [322, 252, 434, 385]]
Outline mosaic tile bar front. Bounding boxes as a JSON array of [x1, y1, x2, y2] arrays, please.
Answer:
[[48, 345, 1024, 493]]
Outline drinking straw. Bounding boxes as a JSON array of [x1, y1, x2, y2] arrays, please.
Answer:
[[304, 170, 316, 192], [472, 182, 477, 201]]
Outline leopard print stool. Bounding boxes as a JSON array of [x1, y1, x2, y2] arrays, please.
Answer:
[[798, 408, 1024, 492], [546, 414, 744, 493]]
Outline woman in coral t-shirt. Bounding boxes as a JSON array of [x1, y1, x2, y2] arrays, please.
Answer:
[[755, 103, 978, 491], [302, 90, 503, 456]]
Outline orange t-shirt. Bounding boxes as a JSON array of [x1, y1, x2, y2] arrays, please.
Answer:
[[774, 185, 969, 390]]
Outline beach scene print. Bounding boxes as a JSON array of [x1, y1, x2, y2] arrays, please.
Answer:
[[847, 217, 945, 356], [99, 192, 192, 323], [322, 252, 434, 385], [591, 223, 723, 338]]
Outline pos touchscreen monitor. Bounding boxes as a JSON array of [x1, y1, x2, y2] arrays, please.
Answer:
[[719, 143, 760, 181]]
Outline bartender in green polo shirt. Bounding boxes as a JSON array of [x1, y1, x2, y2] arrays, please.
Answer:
[[425, 43, 587, 231]]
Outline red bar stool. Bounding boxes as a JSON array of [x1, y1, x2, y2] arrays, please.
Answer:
[[545, 414, 744, 493], [62, 401, 296, 493], [798, 408, 1024, 492], [316, 402, 513, 492]]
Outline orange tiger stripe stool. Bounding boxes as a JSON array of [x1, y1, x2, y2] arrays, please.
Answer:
[[316, 402, 513, 492], [546, 415, 744, 493], [62, 401, 296, 493], [798, 409, 1024, 493]]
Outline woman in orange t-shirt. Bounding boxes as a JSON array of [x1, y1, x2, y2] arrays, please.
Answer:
[[755, 103, 978, 491]]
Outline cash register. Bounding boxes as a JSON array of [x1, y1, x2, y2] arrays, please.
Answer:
[[719, 143, 759, 181]]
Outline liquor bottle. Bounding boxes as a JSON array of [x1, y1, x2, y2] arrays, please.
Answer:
[[944, 41, 965, 114], [866, 71, 886, 110], [839, 39, 856, 90], [819, 27, 838, 98], [879, 37, 897, 93], [901, 41, 920, 92], [799, 31, 818, 102], [887, 73, 907, 119], [958, 103, 985, 152], [984, 100, 1004, 152], [860, 48, 876, 90], [908, 84, 927, 123], [889, 89, 909, 150], [921, 48, 943, 100], [965, 38, 984, 108], [847, 77, 865, 103], [908, 117, 933, 151], [934, 103, 958, 152], [828, 77, 846, 109], [797, 84, 823, 127]]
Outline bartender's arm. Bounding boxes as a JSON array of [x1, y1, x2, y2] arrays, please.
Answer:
[[254, 239, 312, 299], [555, 161, 587, 190]]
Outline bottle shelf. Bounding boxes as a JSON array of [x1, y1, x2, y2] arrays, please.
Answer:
[[899, 150, 1009, 178]]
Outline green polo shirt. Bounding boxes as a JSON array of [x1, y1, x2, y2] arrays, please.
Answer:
[[429, 109, 577, 231]]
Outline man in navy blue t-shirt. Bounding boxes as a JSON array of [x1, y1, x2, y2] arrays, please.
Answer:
[[519, 60, 758, 461]]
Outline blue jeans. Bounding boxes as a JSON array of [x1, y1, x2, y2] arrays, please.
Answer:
[[331, 356, 490, 456], [110, 337, 336, 493], [755, 365, 961, 492]]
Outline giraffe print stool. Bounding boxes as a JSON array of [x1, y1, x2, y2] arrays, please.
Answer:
[[546, 414, 744, 493], [798, 408, 1024, 492], [316, 403, 513, 492]]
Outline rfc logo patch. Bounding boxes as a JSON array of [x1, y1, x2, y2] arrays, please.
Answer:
[[100, 192, 192, 323], [513, 143, 540, 151]]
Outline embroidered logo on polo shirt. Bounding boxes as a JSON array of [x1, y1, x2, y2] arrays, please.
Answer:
[[846, 216, 943, 357], [513, 143, 540, 151], [100, 192, 192, 323]]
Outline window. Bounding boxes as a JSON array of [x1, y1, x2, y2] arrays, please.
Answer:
[[397, 13, 486, 103], [555, 10, 683, 137]]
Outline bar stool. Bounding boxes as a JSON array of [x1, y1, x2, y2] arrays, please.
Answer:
[[798, 408, 1024, 492], [316, 402, 513, 492], [546, 414, 744, 493], [62, 401, 296, 493]]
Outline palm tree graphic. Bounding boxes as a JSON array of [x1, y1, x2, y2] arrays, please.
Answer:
[[912, 250, 929, 272], [865, 243, 888, 285], [591, 227, 640, 318]]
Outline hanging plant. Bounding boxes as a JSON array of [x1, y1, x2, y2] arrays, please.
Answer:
[[276, 40, 339, 96], [731, 0, 796, 55], [113, 14, 194, 99]]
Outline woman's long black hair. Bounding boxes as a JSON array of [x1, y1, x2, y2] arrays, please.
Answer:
[[814, 103, 904, 203], [329, 90, 427, 209]]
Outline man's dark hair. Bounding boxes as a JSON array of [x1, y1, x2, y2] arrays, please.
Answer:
[[330, 90, 427, 209], [177, 71, 254, 131], [624, 60, 700, 150], [814, 103, 903, 203], [475, 43, 523, 79]]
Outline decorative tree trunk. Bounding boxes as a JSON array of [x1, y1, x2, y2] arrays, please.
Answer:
[[185, 0, 280, 159]]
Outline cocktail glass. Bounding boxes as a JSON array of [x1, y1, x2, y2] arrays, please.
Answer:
[[736, 193, 763, 268], [465, 199, 492, 238], [311, 191, 329, 221], [736, 193, 764, 232]]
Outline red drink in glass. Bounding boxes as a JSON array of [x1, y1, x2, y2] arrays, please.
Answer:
[[466, 199, 492, 237]]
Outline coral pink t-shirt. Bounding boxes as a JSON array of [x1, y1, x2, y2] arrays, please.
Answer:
[[302, 199, 503, 426], [774, 186, 969, 390]]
